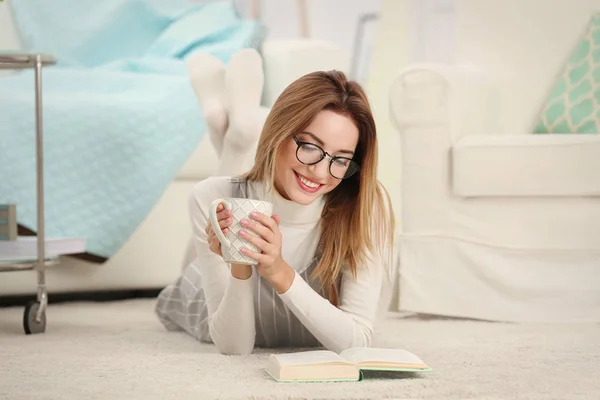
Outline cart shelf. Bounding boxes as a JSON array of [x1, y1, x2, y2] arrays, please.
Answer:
[[0, 52, 85, 334]]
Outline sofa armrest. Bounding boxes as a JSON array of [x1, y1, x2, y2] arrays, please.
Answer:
[[389, 63, 503, 139], [261, 39, 348, 107], [452, 134, 600, 197]]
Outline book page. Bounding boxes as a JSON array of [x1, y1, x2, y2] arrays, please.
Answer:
[[271, 350, 349, 366], [340, 347, 426, 366]]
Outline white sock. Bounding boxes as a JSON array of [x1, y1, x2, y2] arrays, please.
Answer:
[[218, 106, 270, 176], [187, 52, 228, 156], [222, 49, 265, 157]]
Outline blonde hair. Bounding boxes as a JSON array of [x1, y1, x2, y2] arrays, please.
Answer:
[[244, 70, 395, 305]]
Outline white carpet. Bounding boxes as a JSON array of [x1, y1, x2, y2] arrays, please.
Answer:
[[0, 299, 598, 400]]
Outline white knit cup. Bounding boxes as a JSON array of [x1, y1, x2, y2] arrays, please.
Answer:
[[208, 197, 273, 265]]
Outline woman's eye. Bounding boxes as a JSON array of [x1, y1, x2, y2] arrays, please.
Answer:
[[301, 144, 319, 152], [333, 158, 350, 167]]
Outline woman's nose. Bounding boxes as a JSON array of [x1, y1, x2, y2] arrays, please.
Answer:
[[308, 158, 330, 180]]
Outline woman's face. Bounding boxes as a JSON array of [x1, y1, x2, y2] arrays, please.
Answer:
[[274, 109, 359, 205]]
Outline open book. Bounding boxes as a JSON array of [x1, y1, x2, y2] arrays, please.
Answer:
[[265, 347, 431, 382]]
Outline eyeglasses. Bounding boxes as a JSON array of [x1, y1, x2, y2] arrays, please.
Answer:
[[293, 136, 360, 179]]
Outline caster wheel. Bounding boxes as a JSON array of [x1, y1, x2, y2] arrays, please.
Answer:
[[23, 301, 46, 335]]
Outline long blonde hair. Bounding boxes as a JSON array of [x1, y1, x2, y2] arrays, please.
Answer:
[[244, 70, 395, 305]]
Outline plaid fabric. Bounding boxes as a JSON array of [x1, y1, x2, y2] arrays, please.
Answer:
[[155, 178, 324, 348]]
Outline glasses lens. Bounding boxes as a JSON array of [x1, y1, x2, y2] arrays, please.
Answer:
[[330, 157, 360, 179], [295, 138, 360, 179], [296, 143, 324, 164]]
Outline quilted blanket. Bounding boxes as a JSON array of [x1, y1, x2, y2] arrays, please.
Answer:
[[0, 0, 264, 258]]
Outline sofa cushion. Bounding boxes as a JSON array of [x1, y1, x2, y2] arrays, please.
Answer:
[[452, 134, 600, 197], [533, 13, 600, 134]]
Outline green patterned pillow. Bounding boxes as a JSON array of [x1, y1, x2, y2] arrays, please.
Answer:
[[533, 13, 600, 134]]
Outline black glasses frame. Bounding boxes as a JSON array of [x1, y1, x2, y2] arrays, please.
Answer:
[[293, 136, 360, 179]]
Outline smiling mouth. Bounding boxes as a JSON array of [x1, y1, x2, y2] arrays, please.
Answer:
[[294, 171, 323, 193]]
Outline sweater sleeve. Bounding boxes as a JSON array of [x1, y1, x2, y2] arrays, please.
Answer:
[[188, 179, 256, 355], [277, 256, 384, 354]]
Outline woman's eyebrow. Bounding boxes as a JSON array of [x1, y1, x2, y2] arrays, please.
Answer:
[[300, 131, 325, 146], [300, 131, 355, 155]]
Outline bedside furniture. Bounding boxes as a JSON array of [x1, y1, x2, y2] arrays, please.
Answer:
[[0, 52, 85, 334]]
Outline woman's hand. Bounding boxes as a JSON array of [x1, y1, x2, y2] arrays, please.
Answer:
[[205, 203, 232, 257], [239, 212, 282, 275], [238, 212, 295, 292], [206, 203, 252, 280]]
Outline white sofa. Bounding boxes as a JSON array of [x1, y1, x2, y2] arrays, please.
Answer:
[[389, 0, 600, 323], [0, 2, 348, 296]]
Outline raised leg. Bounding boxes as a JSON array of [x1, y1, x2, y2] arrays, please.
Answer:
[[218, 49, 267, 176], [187, 52, 228, 156]]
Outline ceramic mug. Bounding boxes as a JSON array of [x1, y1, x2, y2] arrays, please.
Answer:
[[208, 197, 274, 265]]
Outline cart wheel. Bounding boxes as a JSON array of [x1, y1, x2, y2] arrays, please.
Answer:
[[23, 301, 46, 334]]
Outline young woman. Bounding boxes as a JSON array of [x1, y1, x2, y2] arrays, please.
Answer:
[[155, 68, 395, 355]]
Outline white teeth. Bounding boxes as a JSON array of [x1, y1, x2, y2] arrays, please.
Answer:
[[299, 175, 320, 188]]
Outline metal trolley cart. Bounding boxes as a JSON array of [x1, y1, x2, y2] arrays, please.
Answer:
[[0, 53, 58, 334]]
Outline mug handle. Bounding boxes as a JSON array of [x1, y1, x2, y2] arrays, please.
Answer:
[[209, 198, 231, 248]]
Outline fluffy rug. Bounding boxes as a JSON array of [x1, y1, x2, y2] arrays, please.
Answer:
[[0, 299, 598, 400]]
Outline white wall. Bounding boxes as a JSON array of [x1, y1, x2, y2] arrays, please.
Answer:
[[411, 0, 456, 64], [454, 0, 600, 133], [236, 0, 381, 81]]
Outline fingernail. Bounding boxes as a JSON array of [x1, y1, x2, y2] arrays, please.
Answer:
[[239, 230, 246, 236], [251, 212, 259, 218], [227, 217, 232, 223]]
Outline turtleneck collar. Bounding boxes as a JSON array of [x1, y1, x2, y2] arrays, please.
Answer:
[[250, 179, 324, 226]]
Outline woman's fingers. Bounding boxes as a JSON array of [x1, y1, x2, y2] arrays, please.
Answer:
[[205, 206, 232, 236], [239, 229, 270, 251], [240, 216, 275, 243], [217, 208, 231, 222], [216, 206, 232, 230], [205, 209, 233, 256], [240, 246, 264, 262], [272, 214, 281, 226], [250, 212, 278, 233], [218, 216, 232, 230], [209, 238, 221, 255], [207, 223, 229, 238], [207, 227, 222, 255]]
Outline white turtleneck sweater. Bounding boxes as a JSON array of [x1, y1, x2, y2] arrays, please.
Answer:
[[188, 176, 384, 355]]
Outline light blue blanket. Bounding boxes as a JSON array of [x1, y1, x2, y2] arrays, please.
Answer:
[[0, 0, 264, 258]]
